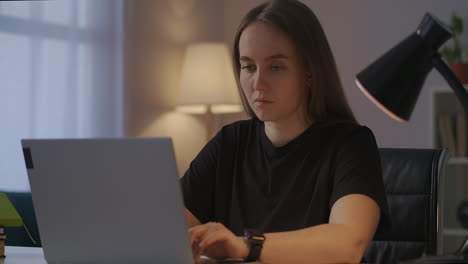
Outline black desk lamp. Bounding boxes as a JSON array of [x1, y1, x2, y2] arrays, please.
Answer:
[[355, 13, 468, 263], [356, 13, 468, 122]]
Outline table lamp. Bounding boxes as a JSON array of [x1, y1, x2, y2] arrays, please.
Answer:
[[0, 193, 23, 257], [356, 13, 468, 122], [355, 13, 468, 262], [177, 42, 243, 139]]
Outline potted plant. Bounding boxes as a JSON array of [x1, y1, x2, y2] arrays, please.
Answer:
[[441, 13, 468, 84]]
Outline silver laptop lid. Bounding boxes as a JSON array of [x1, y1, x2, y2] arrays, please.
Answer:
[[21, 138, 193, 264]]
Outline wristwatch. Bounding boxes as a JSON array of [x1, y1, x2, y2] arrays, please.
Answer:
[[244, 229, 265, 262]]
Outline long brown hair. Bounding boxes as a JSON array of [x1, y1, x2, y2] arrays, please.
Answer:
[[233, 0, 357, 124]]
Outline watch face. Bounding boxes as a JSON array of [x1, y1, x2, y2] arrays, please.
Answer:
[[245, 228, 265, 239], [252, 235, 265, 242]]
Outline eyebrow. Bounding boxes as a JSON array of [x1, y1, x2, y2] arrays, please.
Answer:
[[239, 54, 289, 61]]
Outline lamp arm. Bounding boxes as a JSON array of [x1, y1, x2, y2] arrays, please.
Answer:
[[433, 53, 468, 259], [433, 53, 468, 113]]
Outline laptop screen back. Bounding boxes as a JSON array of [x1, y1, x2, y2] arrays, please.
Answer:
[[21, 138, 193, 264]]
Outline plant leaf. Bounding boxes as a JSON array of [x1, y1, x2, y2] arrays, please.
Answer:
[[452, 14, 463, 35]]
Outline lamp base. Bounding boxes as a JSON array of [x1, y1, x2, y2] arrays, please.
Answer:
[[205, 105, 214, 141]]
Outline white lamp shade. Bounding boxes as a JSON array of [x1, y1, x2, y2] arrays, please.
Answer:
[[177, 42, 242, 114]]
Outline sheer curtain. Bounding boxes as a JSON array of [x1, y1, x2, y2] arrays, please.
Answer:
[[0, 0, 123, 191]]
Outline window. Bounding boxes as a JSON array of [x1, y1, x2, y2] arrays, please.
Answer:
[[0, 0, 123, 191]]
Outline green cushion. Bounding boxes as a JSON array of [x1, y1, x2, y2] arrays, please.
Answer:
[[1, 191, 41, 247], [0, 193, 23, 227]]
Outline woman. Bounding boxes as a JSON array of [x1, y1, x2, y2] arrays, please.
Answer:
[[181, 0, 388, 263]]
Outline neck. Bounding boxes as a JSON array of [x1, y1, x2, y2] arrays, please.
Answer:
[[264, 115, 312, 147]]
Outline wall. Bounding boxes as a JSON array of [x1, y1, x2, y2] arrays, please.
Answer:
[[223, 0, 468, 149], [124, 0, 225, 176]]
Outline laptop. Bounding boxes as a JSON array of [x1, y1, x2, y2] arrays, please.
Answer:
[[21, 138, 195, 264]]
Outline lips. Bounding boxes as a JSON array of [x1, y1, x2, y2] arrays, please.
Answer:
[[254, 98, 273, 104]]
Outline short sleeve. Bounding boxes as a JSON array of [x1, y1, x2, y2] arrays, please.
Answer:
[[329, 126, 389, 224], [179, 132, 220, 224]]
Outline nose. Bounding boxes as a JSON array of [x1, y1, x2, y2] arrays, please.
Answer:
[[253, 70, 268, 92]]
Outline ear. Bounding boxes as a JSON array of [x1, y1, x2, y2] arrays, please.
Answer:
[[306, 69, 314, 79]]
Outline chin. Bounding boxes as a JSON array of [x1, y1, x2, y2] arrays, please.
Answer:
[[253, 107, 286, 122], [254, 112, 275, 122]]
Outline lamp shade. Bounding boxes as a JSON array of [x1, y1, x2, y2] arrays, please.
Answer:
[[356, 13, 451, 122], [177, 42, 242, 114]]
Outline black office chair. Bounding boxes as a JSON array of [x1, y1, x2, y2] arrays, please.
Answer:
[[1, 191, 42, 247], [364, 148, 449, 264]]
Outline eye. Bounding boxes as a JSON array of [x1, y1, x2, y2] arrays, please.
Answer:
[[241, 64, 256, 72], [271, 65, 282, 71]]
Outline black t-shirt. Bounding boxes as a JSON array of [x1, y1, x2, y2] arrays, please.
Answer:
[[180, 118, 389, 236]]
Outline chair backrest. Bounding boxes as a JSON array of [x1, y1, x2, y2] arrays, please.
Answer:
[[364, 148, 449, 264], [1, 191, 42, 247]]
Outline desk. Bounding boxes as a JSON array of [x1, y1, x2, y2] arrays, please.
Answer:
[[0, 246, 260, 264], [1, 247, 45, 264]]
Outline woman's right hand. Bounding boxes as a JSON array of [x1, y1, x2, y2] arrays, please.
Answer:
[[189, 222, 249, 263]]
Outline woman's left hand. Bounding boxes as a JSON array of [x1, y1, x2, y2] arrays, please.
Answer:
[[188, 222, 249, 262]]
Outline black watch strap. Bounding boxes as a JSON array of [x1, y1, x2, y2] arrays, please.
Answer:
[[244, 229, 265, 261]]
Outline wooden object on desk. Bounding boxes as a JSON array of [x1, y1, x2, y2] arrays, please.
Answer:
[[0, 193, 24, 258], [0, 227, 4, 258], [0, 240, 4, 258], [0, 229, 3, 259]]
